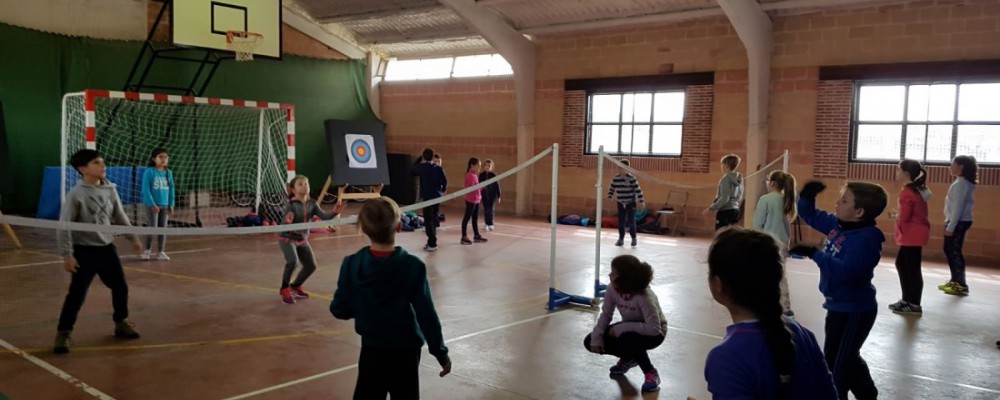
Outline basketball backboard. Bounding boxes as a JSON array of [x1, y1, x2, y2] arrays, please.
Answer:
[[172, 0, 282, 59]]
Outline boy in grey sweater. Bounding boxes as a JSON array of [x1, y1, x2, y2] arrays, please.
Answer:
[[704, 154, 745, 231], [54, 149, 143, 354]]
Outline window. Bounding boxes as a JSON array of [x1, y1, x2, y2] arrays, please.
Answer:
[[384, 54, 513, 81], [586, 91, 685, 156], [852, 82, 1000, 164]]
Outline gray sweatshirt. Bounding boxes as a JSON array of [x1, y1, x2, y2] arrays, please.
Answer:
[[58, 180, 135, 256], [710, 171, 744, 211], [753, 191, 790, 245], [944, 177, 975, 232]]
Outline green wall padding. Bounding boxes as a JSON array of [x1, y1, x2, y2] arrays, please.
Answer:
[[0, 22, 375, 213]]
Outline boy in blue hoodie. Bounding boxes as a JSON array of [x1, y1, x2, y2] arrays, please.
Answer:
[[331, 196, 451, 399], [790, 180, 887, 400], [411, 148, 448, 251]]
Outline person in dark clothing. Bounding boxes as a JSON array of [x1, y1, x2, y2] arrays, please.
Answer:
[[331, 197, 451, 400], [479, 159, 501, 231], [411, 148, 447, 251]]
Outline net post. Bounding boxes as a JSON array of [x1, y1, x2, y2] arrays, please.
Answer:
[[255, 109, 265, 212], [548, 143, 558, 291], [594, 146, 606, 299], [783, 149, 789, 173], [60, 94, 71, 206]]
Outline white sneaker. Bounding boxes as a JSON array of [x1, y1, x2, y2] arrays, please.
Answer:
[[156, 252, 170, 261], [140, 250, 151, 261], [486, 225, 495, 231]]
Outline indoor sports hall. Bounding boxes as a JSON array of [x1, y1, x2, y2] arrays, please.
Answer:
[[0, 1, 998, 399]]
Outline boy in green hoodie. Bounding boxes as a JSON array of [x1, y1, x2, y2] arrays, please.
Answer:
[[331, 196, 451, 399]]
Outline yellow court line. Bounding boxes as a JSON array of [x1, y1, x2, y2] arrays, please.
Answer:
[[123, 267, 334, 301], [0, 328, 354, 355]]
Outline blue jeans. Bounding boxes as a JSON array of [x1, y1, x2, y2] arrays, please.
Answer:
[[944, 221, 972, 287], [617, 202, 637, 240], [145, 206, 168, 252]]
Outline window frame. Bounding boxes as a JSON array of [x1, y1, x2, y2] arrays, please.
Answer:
[[850, 79, 1000, 166], [584, 90, 686, 158]]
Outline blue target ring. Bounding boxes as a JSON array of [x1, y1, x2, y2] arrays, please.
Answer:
[[351, 139, 372, 163]]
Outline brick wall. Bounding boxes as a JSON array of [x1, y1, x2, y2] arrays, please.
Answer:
[[814, 80, 853, 178], [380, 78, 519, 212]]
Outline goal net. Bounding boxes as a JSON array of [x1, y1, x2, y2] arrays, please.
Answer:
[[61, 90, 295, 228]]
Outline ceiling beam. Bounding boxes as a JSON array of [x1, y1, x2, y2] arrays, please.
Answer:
[[475, 0, 531, 6], [367, 31, 480, 45], [519, 7, 722, 35], [316, 5, 444, 23], [282, 6, 367, 59]]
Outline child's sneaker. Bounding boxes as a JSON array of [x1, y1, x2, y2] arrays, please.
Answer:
[[114, 320, 141, 339], [53, 331, 71, 354], [141, 250, 151, 261], [641, 370, 661, 392], [630, 238, 637, 247], [888, 300, 923, 315], [474, 236, 488, 243], [290, 286, 309, 299], [609, 359, 638, 375], [486, 225, 494, 231], [156, 252, 170, 261], [423, 245, 438, 252], [615, 239, 624, 246], [461, 237, 473, 245], [280, 288, 296, 304], [938, 281, 958, 291], [943, 284, 969, 296]]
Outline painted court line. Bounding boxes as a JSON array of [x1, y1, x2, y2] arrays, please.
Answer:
[[219, 310, 570, 400], [0, 337, 115, 400], [0, 248, 214, 270]]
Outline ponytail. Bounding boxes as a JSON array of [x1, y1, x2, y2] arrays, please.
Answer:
[[709, 228, 795, 399], [769, 171, 797, 221], [899, 159, 928, 193]]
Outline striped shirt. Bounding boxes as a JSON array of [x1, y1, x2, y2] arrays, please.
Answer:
[[607, 173, 645, 205]]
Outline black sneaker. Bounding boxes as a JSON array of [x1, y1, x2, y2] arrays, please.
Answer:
[[423, 245, 438, 252], [888, 300, 923, 315], [53, 331, 71, 354], [114, 320, 141, 339], [630, 238, 637, 247], [460, 237, 472, 245], [615, 239, 624, 246], [474, 236, 488, 243]]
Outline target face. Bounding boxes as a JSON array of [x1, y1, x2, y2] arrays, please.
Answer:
[[345, 134, 377, 169]]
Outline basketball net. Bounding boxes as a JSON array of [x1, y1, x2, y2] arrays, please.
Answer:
[[226, 31, 263, 61]]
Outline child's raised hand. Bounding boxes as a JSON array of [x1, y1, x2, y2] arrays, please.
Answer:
[[439, 362, 452, 377]]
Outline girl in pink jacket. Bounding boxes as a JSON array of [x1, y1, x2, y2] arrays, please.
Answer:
[[584, 255, 667, 393], [889, 159, 931, 315]]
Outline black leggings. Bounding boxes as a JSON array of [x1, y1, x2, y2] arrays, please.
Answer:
[[583, 323, 665, 373], [57, 245, 129, 332], [895, 246, 923, 305], [462, 201, 481, 238], [715, 208, 740, 231]]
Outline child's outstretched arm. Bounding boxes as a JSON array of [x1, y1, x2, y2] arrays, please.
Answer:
[[589, 289, 617, 353], [410, 261, 451, 374], [809, 236, 882, 286], [796, 181, 839, 235], [330, 256, 355, 320], [310, 201, 338, 221], [167, 170, 176, 209]]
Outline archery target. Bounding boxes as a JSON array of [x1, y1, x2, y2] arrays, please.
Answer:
[[345, 134, 377, 169]]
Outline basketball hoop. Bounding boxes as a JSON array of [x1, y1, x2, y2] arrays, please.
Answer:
[[226, 31, 263, 61]]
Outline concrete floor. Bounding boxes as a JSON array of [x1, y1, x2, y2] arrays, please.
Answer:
[[0, 212, 998, 399]]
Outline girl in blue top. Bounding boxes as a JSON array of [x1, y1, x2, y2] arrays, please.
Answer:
[[705, 228, 837, 400], [141, 147, 174, 261]]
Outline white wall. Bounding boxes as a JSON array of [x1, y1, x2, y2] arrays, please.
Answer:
[[0, 0, 147, 40]]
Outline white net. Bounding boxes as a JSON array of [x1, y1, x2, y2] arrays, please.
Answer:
[[61, 92, 291, 230], [226, 31, 262, 62]]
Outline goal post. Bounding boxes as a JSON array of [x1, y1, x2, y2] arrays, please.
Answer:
[[60, 89, 295, 228]]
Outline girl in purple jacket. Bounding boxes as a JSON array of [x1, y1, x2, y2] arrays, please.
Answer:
[[584, 255, 667, 392]]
